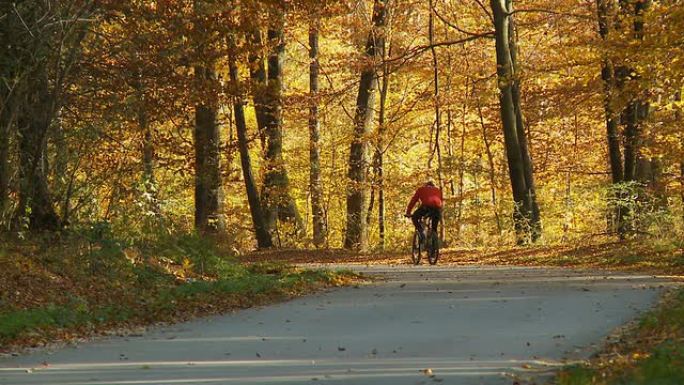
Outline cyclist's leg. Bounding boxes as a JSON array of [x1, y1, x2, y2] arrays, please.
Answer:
[[428, 207, 441, 232], [411, 206, 428, 237]]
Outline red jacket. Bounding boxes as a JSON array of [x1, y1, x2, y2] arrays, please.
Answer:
[[406, 185, 443, 215]]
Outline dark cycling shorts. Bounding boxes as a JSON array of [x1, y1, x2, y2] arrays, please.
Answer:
[[411, 205, 442, 231]]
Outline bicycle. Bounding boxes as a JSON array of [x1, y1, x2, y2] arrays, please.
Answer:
[[411, 215, 440, 265]]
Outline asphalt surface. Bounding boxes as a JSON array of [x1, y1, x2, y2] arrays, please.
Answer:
[[0, 265, 677, 385]]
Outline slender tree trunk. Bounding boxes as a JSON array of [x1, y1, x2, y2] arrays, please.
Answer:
[[376, 44, 391, 249], [677, 92, 684, 226], [0, 103, 11, 222], [344, 0, 389, 250], [428, 0, 444, 190], [247, 29, 268, 151], [456, 76, 470, 239], [228, 35, 273, 249], [260, 8, 303, 237], [134, 83, 160, 218], [597, 0, 628, 236], [140, 104, 154, 187], [617, 0, 649, 167], [491, 0, 532, 244], [478, 100, 503, 234], [597, 0, 624, 183], [194, 62, 222, 233], [681, 154, 684, 225], [309, 22, 326, 247], [508, 9, 541, 241]]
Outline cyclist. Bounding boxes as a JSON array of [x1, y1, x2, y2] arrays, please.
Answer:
[[405, 181, 443, 242]]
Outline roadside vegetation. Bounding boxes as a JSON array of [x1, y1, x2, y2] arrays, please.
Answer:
[[556, 287, 684, 385]]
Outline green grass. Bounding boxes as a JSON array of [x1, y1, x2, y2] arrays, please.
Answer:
[[558, 365, 599, 385], [620, 343, 684, 385], [0, 303, 126, 341]]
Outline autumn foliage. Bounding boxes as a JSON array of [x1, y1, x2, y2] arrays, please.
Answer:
[[1, 0, 683, 250]]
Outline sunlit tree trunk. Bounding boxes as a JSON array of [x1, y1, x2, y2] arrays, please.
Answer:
[[228, 35, 273, 249], [247, 29, 268, 151], [491, 0, 534, 244], [428, 0, 444, 190], [344, 0, 389, 250], [261, 8, 304, 237], [376, 46, 391, 249], [309, 22, 326, 247], [478, 100, 503, 234], [508, 16, 541, 241]]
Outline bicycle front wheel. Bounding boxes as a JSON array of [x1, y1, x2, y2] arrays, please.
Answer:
[[411, 231, 422, 265]]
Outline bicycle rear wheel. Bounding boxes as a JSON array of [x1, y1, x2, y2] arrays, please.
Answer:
[[427, 229, 439, 265], [411, 231, 422, 265]]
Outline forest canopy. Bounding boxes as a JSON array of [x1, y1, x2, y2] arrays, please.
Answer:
[[1, 0, 682, 251]]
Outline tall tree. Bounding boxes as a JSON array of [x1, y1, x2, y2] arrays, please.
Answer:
[[309, 20, 327, 247], [259, 6, 304, 238], [597, 0, 624, 185], [508, 16, 541, 241], [228, 34, 273, 249], [193, 2, 222, 233], [5, 1, 94, 231], [490, 0, 539, 243], [344, 0, 389, 250], [596, 0, 651, 237]]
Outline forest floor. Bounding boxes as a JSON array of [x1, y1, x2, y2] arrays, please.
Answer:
[[243, 239, 684, 276]]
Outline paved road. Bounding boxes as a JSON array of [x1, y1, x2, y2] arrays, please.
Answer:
[[0, 266, 677, 385]]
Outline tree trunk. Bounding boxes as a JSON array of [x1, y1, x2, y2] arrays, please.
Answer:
[[0, 101, 11, 222], [135, 84, 160, 216], [309, 22, 326, 247], [597, 0, 624, 184], [376, 44, 391, 249], [508, 14, 541, 241], [15, 77, 61, 231], [478, 100, 503, 234], [194, 64, 222, 234], [140, 103, 155, 188], [428, 0, 444, 190], [681, 155, 684, 226], [490, 0, 533, 244], [344, 0, 389, 250], [228, 35, 273, 249], [260, 9, 304, 237], [247, 29, 268, 151]]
